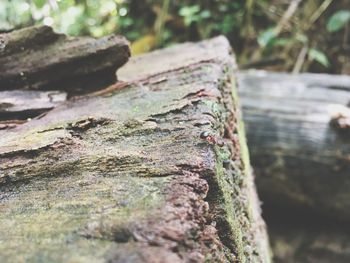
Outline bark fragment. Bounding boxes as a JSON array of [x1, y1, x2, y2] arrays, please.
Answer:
[[0, 26, 130, 94]]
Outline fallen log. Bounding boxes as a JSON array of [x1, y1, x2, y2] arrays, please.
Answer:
[[271, 226, 350, 263], [267, 212, 350, 263], [0, 37, 270, 262], [238, 70, 350, 219], [0, 26, 130, 94]]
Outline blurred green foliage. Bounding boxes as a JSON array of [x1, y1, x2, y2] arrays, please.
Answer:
[[327, 10, 350, 32], [0, 0, 349, 73]]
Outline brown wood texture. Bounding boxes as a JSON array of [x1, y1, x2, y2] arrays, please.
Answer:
[[0, 26, 130, 94], [0, 37, 270, 263]]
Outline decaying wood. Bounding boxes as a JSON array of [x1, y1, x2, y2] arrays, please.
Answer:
[[0, 26, 130, 94], [0, 90, 67, 121], [238, 70, 350, 219], [0, 37, 270, 262]]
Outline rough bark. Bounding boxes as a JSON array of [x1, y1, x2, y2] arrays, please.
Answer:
[[0, 90, 67, 122], [238, 70, 350, 219], [0, 37, 270, 262], [0, 26, 130, 94]]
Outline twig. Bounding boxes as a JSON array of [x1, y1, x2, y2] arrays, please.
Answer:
[[273, 0, 302, 36], [240, 57, 285, 69], [308, 0, 333, 26], [252, 0, 302, 62], [244, 0, 255, 38], [343, 20, 349, 49], [293, 45, 308, 74], [154, 0, 170, 45]]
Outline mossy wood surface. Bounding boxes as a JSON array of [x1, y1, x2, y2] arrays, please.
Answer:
[[238, 71, 350, 220], [0, 26, 130, 93], [0, 37, 269, 262]]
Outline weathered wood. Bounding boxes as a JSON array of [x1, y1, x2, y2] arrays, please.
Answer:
[[238, 70, 350, 219], [271, 228, 350, 263], [267, 213, 350, 263], [0, 90, 67, 121], [0, 26, 130, 94], [0, 37, 270, 262]]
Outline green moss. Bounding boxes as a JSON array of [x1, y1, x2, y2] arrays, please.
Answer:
[[230, 75, 253, 222], [201, 98, 221, 115], [0, 173, 170, 262], [202, 68, 269, 263], [213, 146, 245, 262]]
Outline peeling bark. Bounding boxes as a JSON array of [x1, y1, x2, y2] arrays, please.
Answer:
[[0, 26, 130, 94], [0, 37, 269, 262]]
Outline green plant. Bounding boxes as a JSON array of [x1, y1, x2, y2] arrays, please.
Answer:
[[327, 10, 350, 32], [0, 0, 347, 74]]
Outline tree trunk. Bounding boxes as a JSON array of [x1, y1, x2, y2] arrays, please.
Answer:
[[238, 70, 350, 219], [0, 26, 130, 94], [0, 37, 270, 263]]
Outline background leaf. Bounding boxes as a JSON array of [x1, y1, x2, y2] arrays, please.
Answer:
[[258, 28, 276, 47], [33, 0, 46, 8], [327, 10, 350, 32], [308, 48, 330, 67]]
